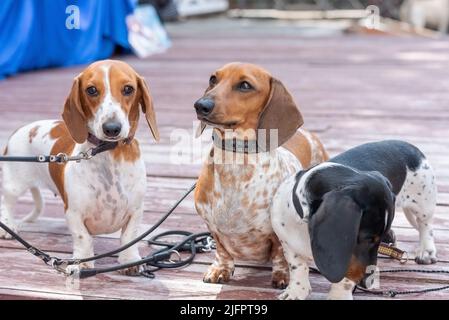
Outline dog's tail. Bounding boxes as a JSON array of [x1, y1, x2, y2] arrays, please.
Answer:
[[22, 187, 44, 222]]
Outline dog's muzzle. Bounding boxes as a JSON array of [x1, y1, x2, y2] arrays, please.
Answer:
[[194, 97, 215, 116]]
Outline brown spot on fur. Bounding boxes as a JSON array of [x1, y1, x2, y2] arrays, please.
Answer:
[[346, 255, 366, 283], [310, 131, 329, 161], [283, 131, 328, 168], [111, 140, 141, 162], [241, 195, 250, 208], [283, 131, 312, 168], [240, 168, 254, 181], [28, 125, 40, 144], [218, 167, 236, 187], [48, 122, 75, 211]]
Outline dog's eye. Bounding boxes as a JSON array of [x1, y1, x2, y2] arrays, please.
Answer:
[[238, 81, 253, 91], [209, 75, 217, 86], [86, 86, 98, 97], [123, 85, 134, 96]]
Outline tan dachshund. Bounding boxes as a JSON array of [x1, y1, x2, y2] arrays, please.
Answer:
[[194, 62, 328, 288]]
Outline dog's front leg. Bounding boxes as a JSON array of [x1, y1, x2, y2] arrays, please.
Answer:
[[270, 235, 289, 289], [117, 207, 144, 276], [65, 209, 95, 270], [327, 278, 356, 300], [278, 244, 311, 300], [203, 233, 235, 284]]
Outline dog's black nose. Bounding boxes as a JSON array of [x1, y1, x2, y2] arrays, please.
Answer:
[[194, 98, 215, 116], [102, 121, 122, 138]]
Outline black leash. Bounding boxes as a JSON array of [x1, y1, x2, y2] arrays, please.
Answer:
[[81, 231, 215, 279], [73, 183, 205, 279], [0, 183, 200, 278], [2, 145, 448, 295], [309, 265, 449, 298], [354, 268, 449, 297], [0, 138, 206, 277], [0, 140, 118, 164]]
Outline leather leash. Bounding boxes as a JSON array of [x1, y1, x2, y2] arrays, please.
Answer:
[[0, 134, 119, 164]]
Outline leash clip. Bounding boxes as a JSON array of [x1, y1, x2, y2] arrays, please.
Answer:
[[52, 260, 70, 275], [201, 236, 216, 252], [55, 153, 69, 164], [168, 250, 182, 263], [66, 149, 93, 163], [51, 259, 79, 277], [81, 148, 94, 160], [383, 290, 397, 298]]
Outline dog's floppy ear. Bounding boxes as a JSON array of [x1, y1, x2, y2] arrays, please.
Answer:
[[367, 171, 396, 232], [62, 76, 88, 144], [384, 182, 396, 233], [257, 77, 304, 151], [137, 76, 160, 142], [309, 189, 362, 283]]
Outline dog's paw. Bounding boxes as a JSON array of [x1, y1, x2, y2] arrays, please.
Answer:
[[327, 291, 354, 300], [271, 270, 289, 289], [65, 262, 94, 276], [278, 284, 310, 300], [117, 254, 145, 276], [415, 245, 437, 264], [203, 265, 234, 284], [0, 224, 17, 239], [328, 279, 355, 300]]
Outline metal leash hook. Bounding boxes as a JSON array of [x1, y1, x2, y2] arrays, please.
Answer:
[[201, 236, 216, 252], [58, 148, 94, 164], [167, 250, 182, 264], [0, 183, 202, 279], [55, 153, 68, 163], [52, 260, 71, 276]]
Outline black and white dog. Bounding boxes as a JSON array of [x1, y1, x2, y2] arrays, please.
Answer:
[[272, 140, 437, 300]]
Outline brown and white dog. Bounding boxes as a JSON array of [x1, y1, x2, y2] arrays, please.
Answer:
[[194, 62, 328, 288], [0, 60, 159, 273]]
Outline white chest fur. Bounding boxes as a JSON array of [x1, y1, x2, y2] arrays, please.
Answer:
[[64, 144, 146, 235], [197, 147, 302, 261]]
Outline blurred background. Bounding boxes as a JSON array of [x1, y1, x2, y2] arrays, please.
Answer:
[[2, 0, 449, 78]]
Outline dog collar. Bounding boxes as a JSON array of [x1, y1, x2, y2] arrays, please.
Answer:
[[212, 131, 260, 154], [87, 133, 132, 151]]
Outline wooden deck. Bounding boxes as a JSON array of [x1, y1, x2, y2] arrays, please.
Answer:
[[1, 17, 449, 300]]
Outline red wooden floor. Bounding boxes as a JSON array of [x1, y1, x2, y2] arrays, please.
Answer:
[[0, 17, 449, 299]]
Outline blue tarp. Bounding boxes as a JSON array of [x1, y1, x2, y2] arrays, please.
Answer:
[[0, 0, 136, 79]]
